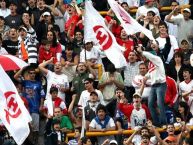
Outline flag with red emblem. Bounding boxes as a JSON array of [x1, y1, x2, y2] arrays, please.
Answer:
[[84, 1, 127, 68], [0, 65, 32, 145]]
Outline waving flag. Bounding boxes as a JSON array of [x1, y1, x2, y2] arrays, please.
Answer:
[[0, 65, 32, 145], [84, 1, 127, 68], [0, 55, 28, 71], [108, 0, 155, 42]]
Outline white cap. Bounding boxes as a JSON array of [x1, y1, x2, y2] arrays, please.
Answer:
[[133, 92, 141, 98], [43, 11, 51, 16], [183, 8, 191, 14], [110, 140, 118, 145], [19, 26, 27, 32]]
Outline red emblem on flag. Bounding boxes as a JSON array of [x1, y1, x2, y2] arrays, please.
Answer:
[[4, 91, 21, 124], [93, 25, 113, 50]]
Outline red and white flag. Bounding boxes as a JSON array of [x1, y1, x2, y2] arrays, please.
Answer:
[[108, 0, 155, 42], [0, 65, 32, 145], [84, 1, 127, 68]]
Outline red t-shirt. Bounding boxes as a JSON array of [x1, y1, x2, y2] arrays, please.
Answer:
[[65, 14, 80, 36], [105, 15, 122, 38], [116, 37, 134, 61], [38, 43, 62, 63]]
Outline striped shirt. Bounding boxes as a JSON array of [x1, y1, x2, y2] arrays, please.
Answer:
[[18, 27, 38, 64]]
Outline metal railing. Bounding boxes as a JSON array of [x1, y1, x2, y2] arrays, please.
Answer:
[[66, 126, 193, 139], [99, 4, 191, 15]]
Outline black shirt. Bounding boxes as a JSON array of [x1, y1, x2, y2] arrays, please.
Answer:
[[2, 40, 19, 55], [5, 15, 22, 28]]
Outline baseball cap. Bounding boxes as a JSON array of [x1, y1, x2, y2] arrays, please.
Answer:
[[90, 91, 98, 97], [133, 92, 141, 98], [68, 3, 75, 7], [110, 140, 118, 145], [43, 11, 51, 16], [18, 26, 27, 32], [181, 39, 189, 44], [183, 8, 191, 14]]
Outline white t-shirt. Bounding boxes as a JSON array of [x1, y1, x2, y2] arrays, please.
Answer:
[[156, 35, 179, 64], [132, 75, 151, 99], [80, 46, 103, 64], [78, 89, 105, 107], [179, 80, 193, 98], [46, 70, 69, 101], [187, 97, 193, 115], [130, 107, 147, 129], [0, 8, 10, 18], [179, 80, 193, 114]]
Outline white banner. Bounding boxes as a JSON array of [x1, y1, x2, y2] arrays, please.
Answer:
[[108, 0, 155, 42], [0, 65, 32, 145], [84, 1, 127, 68]]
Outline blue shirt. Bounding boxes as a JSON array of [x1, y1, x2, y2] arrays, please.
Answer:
[[22, 80, 45, 113]]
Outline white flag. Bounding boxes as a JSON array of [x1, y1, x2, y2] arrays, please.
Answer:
[[0, 65, 32, 145], [108, 0, 155, 42], [84, 1, 127, 68]]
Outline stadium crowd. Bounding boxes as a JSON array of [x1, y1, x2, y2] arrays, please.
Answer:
[[0, 0, 193, 145]]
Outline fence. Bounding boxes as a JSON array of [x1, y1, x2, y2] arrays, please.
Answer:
[[99, 4, 191, 15]]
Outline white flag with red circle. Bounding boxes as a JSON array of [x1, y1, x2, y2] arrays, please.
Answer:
[[0, 65, 32, 145], [84, 1, 127, 68]]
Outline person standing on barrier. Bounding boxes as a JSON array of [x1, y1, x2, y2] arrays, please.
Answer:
[[124, 51, 141, 103], [135, 45, 167, 127]]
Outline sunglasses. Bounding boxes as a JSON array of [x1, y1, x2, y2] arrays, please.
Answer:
[[29, 72, 36, 74], [84, 82, 90, 85]]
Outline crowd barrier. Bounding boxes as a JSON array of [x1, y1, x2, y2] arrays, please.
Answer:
[[66, 126, 193, 141], [99, 4, 191, 15]]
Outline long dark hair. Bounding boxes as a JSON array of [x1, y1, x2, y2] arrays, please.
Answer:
[[173, 51, 184, 65], [47, 30, 58, 47]]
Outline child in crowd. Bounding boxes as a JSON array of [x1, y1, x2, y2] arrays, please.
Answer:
[[39, 39, 54, 63], [44, 86, 67, 116]]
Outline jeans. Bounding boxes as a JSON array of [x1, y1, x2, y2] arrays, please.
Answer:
[[148, 82, 167, 126], [124, 86, 135, 103]]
